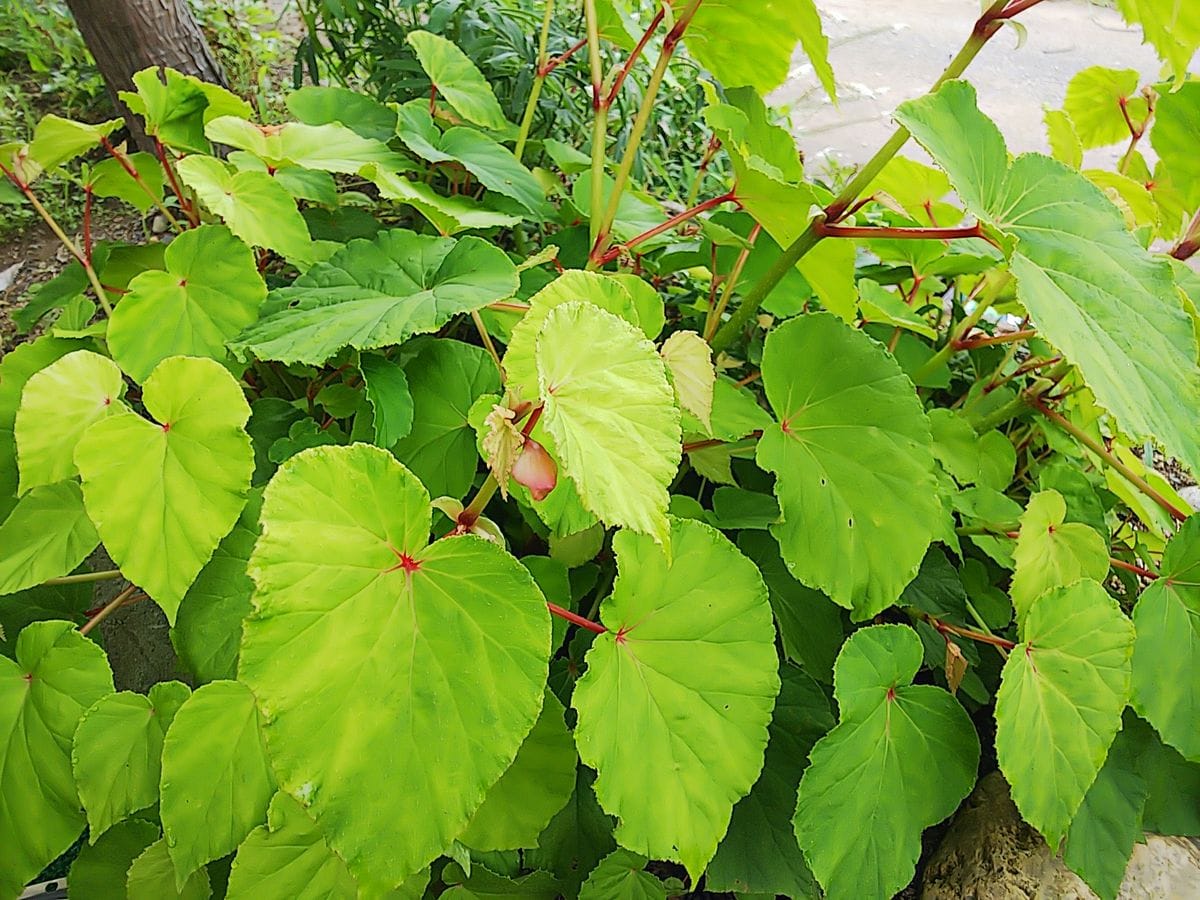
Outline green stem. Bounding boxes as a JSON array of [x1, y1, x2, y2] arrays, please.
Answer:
[[705, 222, 761, 341], [911, 271, 1013, 383], [1031, 399, 1189, 522], [459, 474, 499, 528], [515, 0, 555, 162], [44, 569, 123, 586], [471, 310, 502, 377], [711, 1, 1012, 351], [589, 0, 702, 267], [583, 0, 605, 249]]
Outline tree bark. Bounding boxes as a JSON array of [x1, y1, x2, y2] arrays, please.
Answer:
[[65, 0, 228, 148]]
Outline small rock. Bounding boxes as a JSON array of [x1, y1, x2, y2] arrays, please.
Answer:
[[1178, 484, 1200, 512], [0, 261, 23, 292], [150, 213, 169, 235], [922, 772, 1200, 900]]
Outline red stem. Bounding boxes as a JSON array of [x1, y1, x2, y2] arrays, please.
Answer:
[[928, 615, 1016, 650], [1117, 96, 1143, 140], [521, 404, 544, 437], [1110, 558, 1159, 580], [429, 82, 437, 115], [596, 191, 737, 265], [815, 220, 993, 243], [154, 139, 197, 225], [604, 8, 666, 106], [993, 0, 1046, 19], [82, 187, 94, 264], [1170, 209, 1200, 261], [547, 602, 607, 634], [954, 328, 1037, 350], [540, 36, 589, 77]]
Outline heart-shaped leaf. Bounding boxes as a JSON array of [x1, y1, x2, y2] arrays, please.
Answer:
[[369, 165, 523, 235], [1131, 515, 1200, 761], [177, 155, 313, 264], [239, 444, 550, 889], [75, 356, 254, 622], [286, 85, 398, 141], [206, 115, 402, 173], [0, 621, 114, 899], [73, 681, 191, 840], [0, 481, 99, 595], [230, 229, 518, 366], [406, 31, 509, 131], [536, 302, 680, 545], [14, 349, 125, 492], [757, 313, 941, 618], [1011, 490, 1110, 623], [995, 579, 1134, 847], [794, 625, 979, 900], [573, 518, 778, 880], [127, 838, 211, 899], [108, 225, 266, 382], [160, 680, 275, 887]]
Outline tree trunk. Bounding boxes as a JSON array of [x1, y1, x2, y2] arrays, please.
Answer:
[[65, 0, 228, 148]]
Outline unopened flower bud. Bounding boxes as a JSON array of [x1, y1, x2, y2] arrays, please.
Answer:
[[512, 436, 557, 501]]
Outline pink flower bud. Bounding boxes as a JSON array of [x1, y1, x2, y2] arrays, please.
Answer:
[[512, 436, 557, 501]]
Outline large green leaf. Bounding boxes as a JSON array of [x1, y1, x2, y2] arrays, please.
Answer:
[[287, 86, 398, 141], [1114, 0, 1200, 83], [172, 491, 260, 684], [1063, 66, 1146, 149], [89, 151, 166, 213], [737, 532, 844, 684], [226, 792, 358, 899], [794, 625, 979, 900], [1010, 490, 1110, 623], [1150, 81, 1200, 213], [707, 664, 833, 897], [503, 270, 639, 401], [69, 818, 160, 899], [579, 850, 665, 900], [360, 354, 414, 448], [406, 31, 509, 131], [108, 225, 266, 382], [393, 339, 500, 499], [896, 80, 1200, 475], [72, 681, 191, 840], [368, 165, 523, 236], [14, 349, 125, 492], [23, 114, 121, 178], [460, 690, 576, 851], [75, 356, 254, 623], [757, 313, 940, 617], [160, 680, 275, 886], [0, 336, 85, 518], [1062, 723, 1148, 900], [127, 838, 211, 899], [239, 444, 550, 890], [0, 481, 98, 595], [995, 579, 1134, 847], [395, 104, 544, 214], [537, 302, 680, 546], [177, 155, 314, 264], [205, 115, 401, 173], [120, 66, 251, 154], [230, 229, 518, 366], [0, 621, 114, 899], [527, 768, 616, 892], [572, 518, 778, 880], [1131, 515, 1200, 761], [675, 0, 834, 98]]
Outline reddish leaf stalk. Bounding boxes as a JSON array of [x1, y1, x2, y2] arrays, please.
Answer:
[[1170, 209, 1200, 261], [100, 135, 183, 230], [604, 7, 666, 106], [539, 36, 588, 77], [1110, 557, 1159, 580], [992, 0, 1046, 19], [953, 328, 1037, 351], [927, 615, 1015, 650], [547, 602, 607, 634], [596, 191, 738, 265], [814, 220, 994, 244], [80, 584, 139, 636], [154, 138, 198, 226], [82, 186, 94, 264]]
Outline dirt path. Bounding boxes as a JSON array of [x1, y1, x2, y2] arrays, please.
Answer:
[[777, 0, 1163, 171]]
